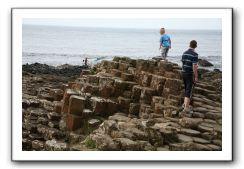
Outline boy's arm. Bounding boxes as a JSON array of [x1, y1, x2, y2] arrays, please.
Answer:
[[193, 64, 198, 82], [169, 38, 171, 48], [159, 36, 162, 49], [192, 55, 198, 82]]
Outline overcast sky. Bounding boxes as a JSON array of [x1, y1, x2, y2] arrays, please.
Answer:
[[23, 18, 221, 30]]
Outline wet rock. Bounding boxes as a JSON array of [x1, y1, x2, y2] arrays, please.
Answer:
[[207, 144, 221, 151], [140, 87, 156, 104], [28, 107, 48, 118], [99, 85, 114, 98], [163, 78, 182, 96], [117, 96, 131, 113], [177, 134, 193, 142], [139, 71, 152, 87], [82, 109, 93, 118], [108, 114, 130, 122], [68, 95, 86, 116], [88, 119, 101, 128], [198, 124, 214, 133], [101, 60, 119, 69], [139, 104, 152, 119], [59, 119, 66, 131], [47, 112, 61, 121], [205, 112, 222, 120], [129, 103, 140, 116], [128, 127, 147, 140], [110, 130, 134, 140], [66, 114, 83, 131], [157, 146, 170, 151], [137, 141, 155, 151], [98, 76, 115, 96], [54, 101, 63, 114], [192, 137, 211, 144], [90, 97, 107, 115], [153, 103, 165, 115], [132, 85, 143, 101], [123, 90, 133, 98], [152, 96, 164, 106], [103, 119, 118, 135], [37, 87, 54, 101], [22, 99, 30, 109], [121, 72, 134, 81], [62, 89, 79, 114], [145, 128, 164, 147], [159, 127, 178, 144], [212, 139, 222, 146], [169, 142, 195, 151], [89, 133, 119, 150], [45, 139, 69, 151], [82, 83, 99, 95], [158, 61, 173, 72], [198, 59, 214, 67], [179, 117, 203, 129], [201, 132, 215, 140], [37, 124, 64, 140], [25, 122, 38, 133], [105, 99, 118, 116], [112, 80, 124, 96], [40, 99, 54, 112], [32, 140, 44, 150], [192, 112, 205, 118], [37, 117, 48, 125], [111, 69, 122, 77], [128, 67, 136, 75], [118, 62, 130, 71], [136, 59, 150, 72], [22, 138, 32, 150], [118, 121, 137, 130], [86, 75, 100, 84], [192, 143, 212, 150], [115, 138, 140, 150], [48, 121, 59, 128], [69, 132, 85, 144], [49, 89, 64, 101], [29, 133, 43, 140], [179, 128, 201, 137]]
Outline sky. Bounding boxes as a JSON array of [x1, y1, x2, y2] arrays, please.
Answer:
[[23, 18, 221, 30]]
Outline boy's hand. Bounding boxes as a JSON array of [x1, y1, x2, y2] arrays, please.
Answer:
[[194, 77, 198, 83], [169, 46, 171, 49]]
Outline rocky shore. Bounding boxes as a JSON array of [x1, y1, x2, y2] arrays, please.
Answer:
[[22, 57, 222, 151]]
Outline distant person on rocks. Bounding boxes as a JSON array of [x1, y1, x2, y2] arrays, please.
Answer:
[[83, 57, 88, 68], [181, 40, 198, 113], [159, 28, 171, 60]]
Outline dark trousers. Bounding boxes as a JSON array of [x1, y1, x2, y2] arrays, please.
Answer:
[[182, 72, 193, 98]]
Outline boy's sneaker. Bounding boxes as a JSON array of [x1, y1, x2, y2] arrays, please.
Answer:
[[181, 104, 193, 111]]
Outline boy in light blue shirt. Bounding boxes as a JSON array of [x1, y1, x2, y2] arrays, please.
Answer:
[[159, 28, 171, 60]]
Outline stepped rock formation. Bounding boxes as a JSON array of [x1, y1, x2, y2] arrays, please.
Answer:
[[22, 57, 222, 151]]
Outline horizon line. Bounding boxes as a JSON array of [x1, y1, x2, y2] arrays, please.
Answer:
[[22, 23, 222, 31]]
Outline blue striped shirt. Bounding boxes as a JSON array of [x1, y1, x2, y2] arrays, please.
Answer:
[[181, 48, 198, 73]]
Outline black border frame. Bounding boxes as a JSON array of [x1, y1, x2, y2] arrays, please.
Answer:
[[11, 7, 233, 162]]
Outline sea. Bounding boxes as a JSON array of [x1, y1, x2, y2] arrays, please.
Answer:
[[22, 24, 222, 70]]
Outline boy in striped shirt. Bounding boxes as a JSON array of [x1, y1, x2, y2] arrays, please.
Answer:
[[181, 40, 198, 113]]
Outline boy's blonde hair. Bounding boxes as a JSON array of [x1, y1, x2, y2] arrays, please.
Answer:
[[160, 28, 165, 34]]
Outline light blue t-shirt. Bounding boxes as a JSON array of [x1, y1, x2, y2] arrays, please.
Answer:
[[160, 34, 171, 47]]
